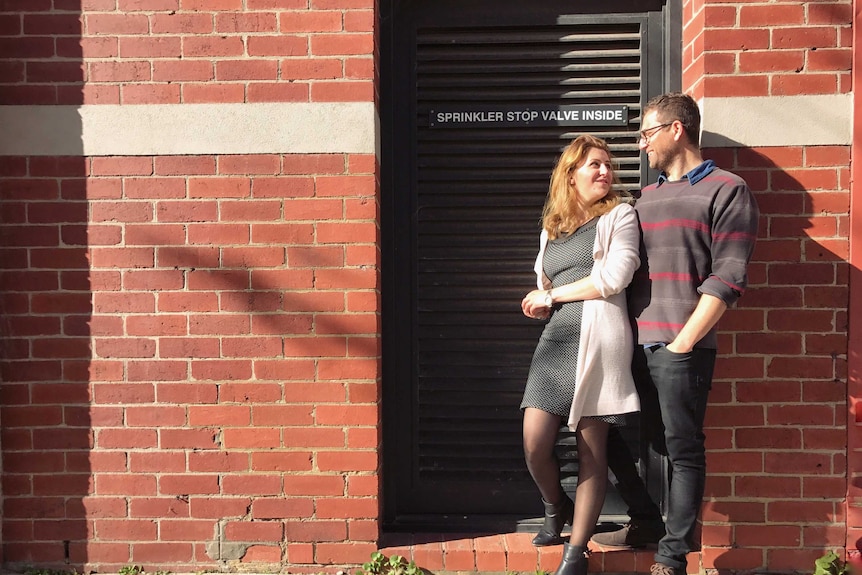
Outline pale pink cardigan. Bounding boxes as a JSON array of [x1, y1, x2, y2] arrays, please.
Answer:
[[533, 203, 642, 428]]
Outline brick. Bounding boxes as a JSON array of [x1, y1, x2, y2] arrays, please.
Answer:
[[23, 14, 83, 35], [702, 75, 768, 97], [251, 452, 314, 473], [153, 60, 214, 82], [156, 200, 219, 222], [159, 474, 220, 495], [155, 156, 216, 176], [282, 58, 343, 80], [126, 405, 187, 427], [131, 543, 194, 563], [158, 292, 219, 312], [216, 60, 279, 80], [0, 37, 55, 59], [225, 521, 284, 542], [773, 27, 838, 50], [97, 474, 157, 496], [809, 49, 852, 72], [151, 13, 213, 34], [189, 224, 250, 245], [183, 36, 245, 57], [26, 61, 83, 83], [189, 405, 250, 426], [213, 156, 278, 176], [181, 0, 242, 8], [247, 82, 309, 102], [311, 80, 374, 102], [311, 33, 374, 56], [280, 10, 342, 32], [159, 428, 220, 450], [317, 358, 378, 381], [128, 360, 189, 382], [216, 380, 280, 402], [187, 451, 248, 473], [183, 82, 246, 103], [739, 5, 804, 27], [222, 474, 282, 495], [284, 519, 347, 542], [252, 176, 315, 197], [126, 83, 187, 104], [58, 36, 117, 58], [318, 451, 377, 472], [159, 242, 221, 266], [222, 427, 282, 449], [315, 174, 375, 196], [772, 73, 839, 96], [160, 520, 220, 541], [241, 545, 283, 563], [188, 176, 251, 198], [738, 50, 804, 73], [189, 497, 252, 519], [95, 519, 157, 540], [86, 13, 149, 35], [79, 84, 121, 104], [129, 451, 186, 472], [91, 157, 154, 177], [247, 35, 307, 56], [344, 57, 375, 80], [119, 36, 182, 58], [118, 0, 179, 8], [216, 12, 278, 33], [344, 10, 373, 32], [92, 382, 155, 404], [809, 3, 853, 25]]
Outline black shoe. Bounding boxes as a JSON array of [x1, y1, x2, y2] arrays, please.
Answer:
[[590, 519, 665, 548], [553, 543, 589, 575], [532, 496, 574, 546]]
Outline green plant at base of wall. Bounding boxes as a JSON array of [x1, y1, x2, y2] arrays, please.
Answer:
[[354, 552, 422, 575], [814, 551, 851, 575]]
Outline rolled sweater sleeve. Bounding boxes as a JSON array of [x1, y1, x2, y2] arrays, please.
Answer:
[[698, 179, 760, 305], [590, 203, 641, 297]]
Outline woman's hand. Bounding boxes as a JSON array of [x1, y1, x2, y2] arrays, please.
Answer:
[[522, 289, 551, 320]]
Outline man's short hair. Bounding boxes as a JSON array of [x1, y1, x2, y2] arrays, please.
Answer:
[[644, 92, 701, 147]]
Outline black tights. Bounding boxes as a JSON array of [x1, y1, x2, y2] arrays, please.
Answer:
[[523, 407, 610, 546]]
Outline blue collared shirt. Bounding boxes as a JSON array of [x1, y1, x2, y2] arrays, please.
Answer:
[[656, 159, 716, 186]]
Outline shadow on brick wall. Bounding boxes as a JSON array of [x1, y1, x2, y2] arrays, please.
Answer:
[[0, 0, 89, 569], [700, 135, 849, 573]]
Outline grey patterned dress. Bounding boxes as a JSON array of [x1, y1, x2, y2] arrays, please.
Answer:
[[520, 218, 598, 418]]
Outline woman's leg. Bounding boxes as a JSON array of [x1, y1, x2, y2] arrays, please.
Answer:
[[523, 407, 565, 503], [569, 418, 610, 546]]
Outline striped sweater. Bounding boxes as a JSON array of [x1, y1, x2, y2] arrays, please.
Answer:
[[628, 160, 759, 349]]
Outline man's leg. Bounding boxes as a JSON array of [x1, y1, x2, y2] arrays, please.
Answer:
[[593, 346, 664, 547], [648, 347, 716, 571]]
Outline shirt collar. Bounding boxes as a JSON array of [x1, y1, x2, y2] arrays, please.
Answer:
[[656, 159, 716, 186]]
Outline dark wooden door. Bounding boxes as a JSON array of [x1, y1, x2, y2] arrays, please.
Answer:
[[381, 0, 679, 530]]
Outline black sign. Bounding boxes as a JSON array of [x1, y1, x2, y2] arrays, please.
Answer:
[[428, 104, 629, 128]]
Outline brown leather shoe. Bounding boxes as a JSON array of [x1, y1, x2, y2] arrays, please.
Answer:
[[590, 520, 665, 548]]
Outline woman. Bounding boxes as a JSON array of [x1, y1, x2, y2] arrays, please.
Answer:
[[520, 134, 641, 575]]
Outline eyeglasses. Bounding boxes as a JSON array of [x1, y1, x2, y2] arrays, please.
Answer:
[[638, 122, 674, 142]]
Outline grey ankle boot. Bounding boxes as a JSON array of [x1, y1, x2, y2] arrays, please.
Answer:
[[553, 543, 589, 575], [532, 495, 574, 546]]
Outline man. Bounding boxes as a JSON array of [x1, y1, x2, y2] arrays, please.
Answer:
[[590, 92, 759, 575]]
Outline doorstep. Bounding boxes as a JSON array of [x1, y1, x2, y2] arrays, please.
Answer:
[[379, 532, 701, 574]]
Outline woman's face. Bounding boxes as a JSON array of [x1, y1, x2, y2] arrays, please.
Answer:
[[569, 146, 612, 207]]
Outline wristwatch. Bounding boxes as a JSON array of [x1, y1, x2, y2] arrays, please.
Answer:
[[543, 289, 554, 308]]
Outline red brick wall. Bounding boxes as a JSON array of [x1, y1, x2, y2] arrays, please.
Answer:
[[686, 0, 853, 571], [701, 144, 849, 571], [0, 152, 380, 571], [0, 0, 374, 104]]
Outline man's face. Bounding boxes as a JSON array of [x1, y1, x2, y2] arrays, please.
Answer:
[[638, 110, 674, 172]]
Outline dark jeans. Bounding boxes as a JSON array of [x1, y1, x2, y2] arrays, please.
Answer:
[[606, 344, 716, 570]]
